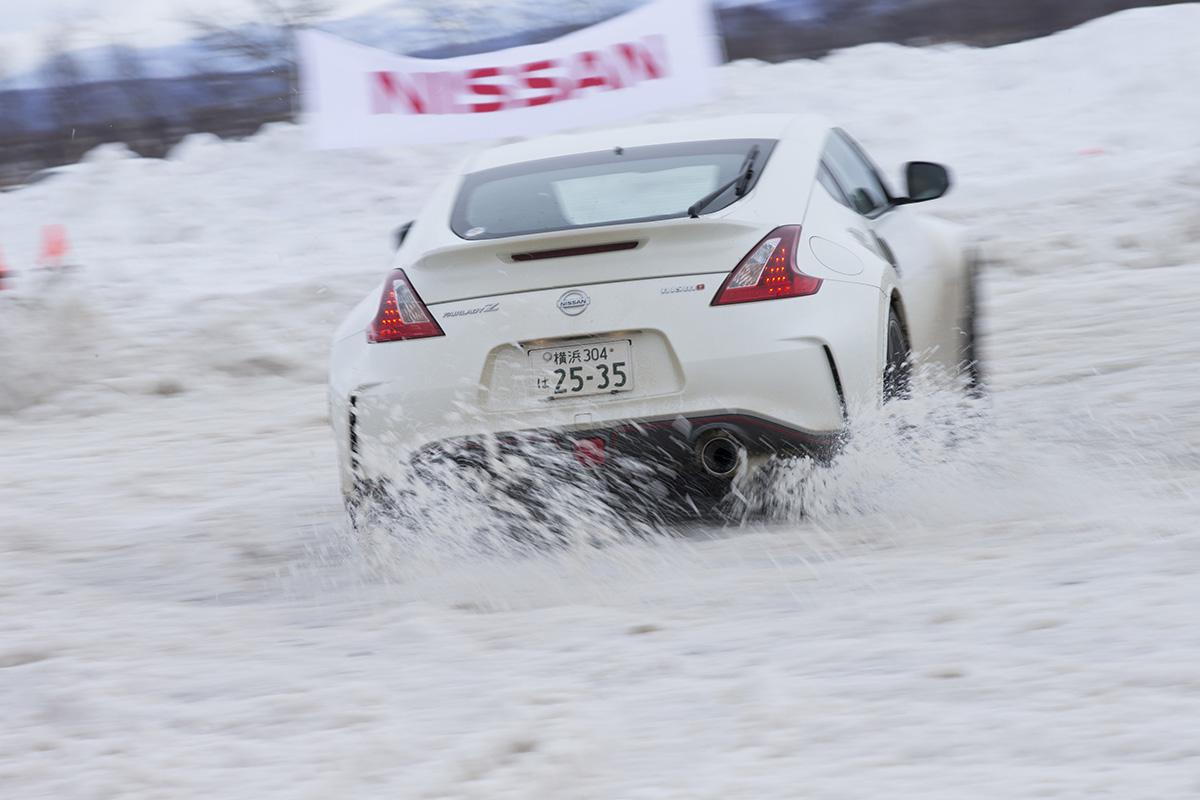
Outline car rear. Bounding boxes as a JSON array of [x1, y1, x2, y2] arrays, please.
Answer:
[[330, 118, 882, 506]]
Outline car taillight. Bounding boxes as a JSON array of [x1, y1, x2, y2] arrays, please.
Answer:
[[367, 269, 444, 342], [711, 226, 822, 306]]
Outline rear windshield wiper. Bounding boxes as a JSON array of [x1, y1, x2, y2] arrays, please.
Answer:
[[687, 144, 761, 219]]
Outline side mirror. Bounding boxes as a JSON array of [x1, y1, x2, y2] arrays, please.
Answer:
[[899, 161, 950, 204], [393, 221, 414, 251]]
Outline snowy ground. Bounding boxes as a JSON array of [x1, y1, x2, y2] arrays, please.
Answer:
[[3, 5, 1200, 797]]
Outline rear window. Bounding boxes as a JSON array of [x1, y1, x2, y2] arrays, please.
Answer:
[[451, 138, 776, 240]]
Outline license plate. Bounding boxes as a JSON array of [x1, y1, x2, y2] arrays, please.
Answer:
[[528, 340, 633, 399]]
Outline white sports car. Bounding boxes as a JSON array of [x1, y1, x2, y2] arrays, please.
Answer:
[[330, 113, 978, 521]]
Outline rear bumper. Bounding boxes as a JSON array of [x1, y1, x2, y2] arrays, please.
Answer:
[[331, 276, 887, 494], [340, 337, 851, 487], [343, 348, 846, 495]]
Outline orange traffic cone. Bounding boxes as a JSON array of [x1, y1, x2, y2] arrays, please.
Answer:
[[38, 224, 69, 269], [0, 247, 10, 290]]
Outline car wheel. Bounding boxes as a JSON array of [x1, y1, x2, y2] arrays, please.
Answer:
[[960, 257, 984, 394], [883, 306, 911, 402]]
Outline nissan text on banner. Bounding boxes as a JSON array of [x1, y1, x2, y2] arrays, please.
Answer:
[[298, 0, 721, 149]]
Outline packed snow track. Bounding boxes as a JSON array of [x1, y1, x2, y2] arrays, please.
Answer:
[[2, 7, 1200, 797]]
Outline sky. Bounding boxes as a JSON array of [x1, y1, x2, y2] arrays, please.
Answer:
[[0, 0, 394, 74]]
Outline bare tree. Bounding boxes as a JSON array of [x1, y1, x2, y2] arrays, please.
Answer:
[[186, 0, 333, 113], [42, 23, 87, 136], [407, 0, 610, 49], [0, 51, 12, 136], [410, 0, 532, 44], [527, 0, 610, 29], [108, 43, 159, 117], [107, 41, 176, 154]]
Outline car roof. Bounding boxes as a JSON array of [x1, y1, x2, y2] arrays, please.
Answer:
[[463, 113, 830, 172]]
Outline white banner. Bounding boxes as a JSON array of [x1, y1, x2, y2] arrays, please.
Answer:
[[297, 0, 721, 149]]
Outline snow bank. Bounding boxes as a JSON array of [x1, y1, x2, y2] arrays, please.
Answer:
[[2, 5, 1200, 797]]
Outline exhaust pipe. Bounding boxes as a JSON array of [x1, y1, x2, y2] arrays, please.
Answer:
[[698, 433, 745, 478]]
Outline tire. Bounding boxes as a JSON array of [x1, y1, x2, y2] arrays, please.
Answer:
[[883, 305, 911, 402], [960, 257, 984, 394]]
